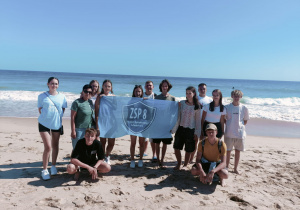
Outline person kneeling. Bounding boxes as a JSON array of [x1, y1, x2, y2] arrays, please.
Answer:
[[67, 128, 111, 180], [191, 124, 228, 186]]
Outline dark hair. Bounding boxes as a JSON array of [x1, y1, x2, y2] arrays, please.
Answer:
[[89, 80, 100, 94], [159, 79, 172, 92], [100, 79, 113, 94], [48, 77, 59, 84], [186, 86, 201, 110], [132, 85, 143, 97], [82, 84, 92, 91], [198, 83, 207, 87], [209, 89, 224, 112]]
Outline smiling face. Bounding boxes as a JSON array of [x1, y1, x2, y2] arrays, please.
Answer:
[[82, 88, 92, 101], [134, 87, 143, 98], [198, 85, 207, 97], [85, 132, 96, 146], [145, 82, 154, 95], [212, 91, 220, 103], [91, 82, 99, 95], [206, 129, 217, 139], [103, 82, 112, 95], [186, 90, 194, 101], [161, 82, 169, 94], [47, 78, 59, 92]]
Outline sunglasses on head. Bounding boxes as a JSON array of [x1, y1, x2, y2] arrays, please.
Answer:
[[83, 90, 92, 94]]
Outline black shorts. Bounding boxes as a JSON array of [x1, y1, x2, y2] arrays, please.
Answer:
[[152, 138, 173, 144], [173, 126, 195, 153], [202, 121, 223, 138], [39, 123, 62, 133]]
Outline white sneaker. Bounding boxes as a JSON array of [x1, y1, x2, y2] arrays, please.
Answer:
[[50, 165, 57, 175], [105, 156, 111, 165], [41, 169, 50, 180], [138, 160, 143, 168], [130, 160, 135, 168]]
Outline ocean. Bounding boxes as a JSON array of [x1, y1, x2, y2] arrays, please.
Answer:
[[1, 69, 300, 123]]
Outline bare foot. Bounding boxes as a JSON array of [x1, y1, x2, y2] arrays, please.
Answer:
[[220, 178, 226, 187], [173, 164, 181, 170], [233, 169, 241, 175], [159, 161, 166, 169], [181, 165, 189, 171], [74, 171, 80, 181]]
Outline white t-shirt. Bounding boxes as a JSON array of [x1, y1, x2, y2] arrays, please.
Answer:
[[225, 103, 249, 139], [197, 95, 213, 106], [144, 92, 156, 99], [203, 104, 226, 123]]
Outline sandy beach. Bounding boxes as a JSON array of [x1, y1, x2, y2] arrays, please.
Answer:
[[0, 117, 299, 209]]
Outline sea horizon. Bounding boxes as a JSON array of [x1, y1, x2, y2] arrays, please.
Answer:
[[1, 69, 300, 124]]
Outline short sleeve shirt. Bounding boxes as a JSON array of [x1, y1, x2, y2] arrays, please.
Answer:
[[203, 104, 226, 123], [71, 139, 105, 165], [71, 98, 94, 128], [38, 92, 67, 130], [197, 95, 213, 106], [225, 103, 250, 139], [197, 138, 227, 162]]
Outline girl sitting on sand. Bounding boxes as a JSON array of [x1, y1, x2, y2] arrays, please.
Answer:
[[201, 89, 226, 139], [95, 79, 115, 165], [38, 77, 67, 180], [172, 86, 201, 170], [129, 85, 145, 168]]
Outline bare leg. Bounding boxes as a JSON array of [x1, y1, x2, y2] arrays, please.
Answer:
[[106, 138, 115, 157], [234, 150, 241, 174], [160, 143, 167, 168], [217, 169, 229, 187], [67, 163, 79, 180], [40, 131, 52, 170], [226, 150, 232, 168], [51, 132, 60, 165], [138, 137, 145, 160], [155, 143, 161, 166], [151, 141, 156, 158], [143, 140, 148, 155], [183, 152, 191, 167], [174, 149, 182, 170], [189, 138, 198, 163], [100, 138, 107, 154], [130, 135, 137, 160], [97, 162, 111, 174]]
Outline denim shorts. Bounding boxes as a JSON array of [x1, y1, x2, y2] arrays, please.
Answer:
[[71, 128, 86, 148]]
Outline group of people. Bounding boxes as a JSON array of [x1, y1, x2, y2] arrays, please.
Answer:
[[37, 77, 249, 186]]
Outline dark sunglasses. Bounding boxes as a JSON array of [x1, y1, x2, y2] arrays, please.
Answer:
[[83, 90, 92, 94]]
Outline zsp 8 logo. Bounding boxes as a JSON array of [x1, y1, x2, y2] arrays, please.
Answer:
[[122, 101, 156, 134]]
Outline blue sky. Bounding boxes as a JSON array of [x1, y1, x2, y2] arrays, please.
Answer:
[[1, 0, 300, 81]]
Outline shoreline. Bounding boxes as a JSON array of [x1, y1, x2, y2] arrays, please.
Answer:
[[1, 116, 299, 139]]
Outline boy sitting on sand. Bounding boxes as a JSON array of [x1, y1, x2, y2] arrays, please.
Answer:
[[224, 90, 249, 174], [191, 124, 228, 186], [67, 128, 111, 180]]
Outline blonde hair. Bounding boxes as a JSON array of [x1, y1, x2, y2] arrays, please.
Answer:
[[231, 89, 243, 97]]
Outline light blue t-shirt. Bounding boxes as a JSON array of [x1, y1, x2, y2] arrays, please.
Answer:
[[38, 92, 67, 130]]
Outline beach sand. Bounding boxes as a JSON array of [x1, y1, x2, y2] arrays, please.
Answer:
[[0, 117, 299, 209]]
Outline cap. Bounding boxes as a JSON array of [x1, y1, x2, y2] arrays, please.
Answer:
[[205, 123, 217, 131]]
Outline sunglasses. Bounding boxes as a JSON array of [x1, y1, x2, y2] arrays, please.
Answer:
[[83, 90, 92, 94]]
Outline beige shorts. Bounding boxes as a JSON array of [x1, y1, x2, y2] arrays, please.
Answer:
[[224, 137, 245, 151]]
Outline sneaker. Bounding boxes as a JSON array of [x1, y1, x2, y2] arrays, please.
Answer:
[[138, 160, 143, 168], [50, 165, 57, 175], [130, 160, 135, 168], [41, 169, 50, 180], [105, 156, 111, 165]]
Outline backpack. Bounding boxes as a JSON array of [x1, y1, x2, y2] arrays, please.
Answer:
[[201, 138, 223, 155]]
